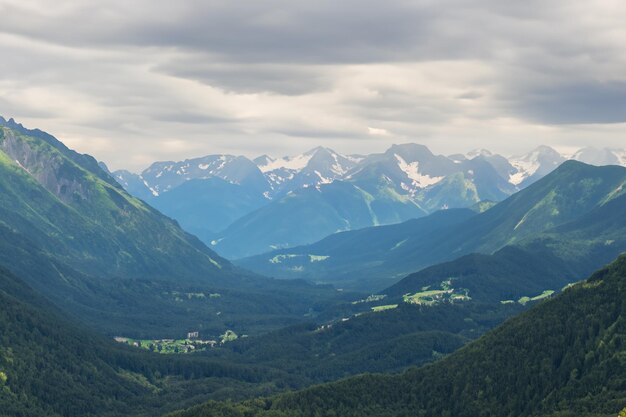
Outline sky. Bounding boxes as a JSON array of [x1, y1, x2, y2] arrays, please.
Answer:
[[1, 0, 625, 171]]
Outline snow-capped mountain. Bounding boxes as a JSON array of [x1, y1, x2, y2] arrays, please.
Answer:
[[112, 154, 269, 200], [571, 147, 626, 167], [508, 146, 566, 188], [347, 144, 456, 193], [343, 143, 517, 211], [255, 147, 360, 196], [466, 148, 494, 159], [141, 154, 269, 195], [112, 143, 626, 259]]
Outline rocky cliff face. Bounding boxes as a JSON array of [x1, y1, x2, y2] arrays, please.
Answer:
[[0, 127, 91, 204]]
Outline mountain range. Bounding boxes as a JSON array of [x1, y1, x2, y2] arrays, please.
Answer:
[[112, 141, 626, 259], [239, 161, 626, 290]]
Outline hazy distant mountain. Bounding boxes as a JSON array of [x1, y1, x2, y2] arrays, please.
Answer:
[[111, 154, 275, 244], [571, 146, 626, 166], [507, 145, 566, 187], [210, 180, 426, 259], [112, 169, 156, 201], [212, 144, 518, 258], [347, 144, 457, 194], [150, 177, 269, 241], [466, 149, 517, 182], [113, 142, 626, 260], [415, 156, 516, 212], [142, 154, 270, 195]]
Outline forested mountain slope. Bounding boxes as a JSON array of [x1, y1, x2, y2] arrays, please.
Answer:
[[0, 121, 340, 338], [386, 191, 626, 304], [0, 266, 324, 417], [168, 254, 626, 417]]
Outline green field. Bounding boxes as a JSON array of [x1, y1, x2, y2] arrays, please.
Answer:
[[517, 290, 555, 306], [371, 304, 399, 312], [403, 290, 450, 305], [400, 278, 472, 306]]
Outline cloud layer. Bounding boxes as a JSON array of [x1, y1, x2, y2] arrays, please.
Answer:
[[1, 0, 625, 170]]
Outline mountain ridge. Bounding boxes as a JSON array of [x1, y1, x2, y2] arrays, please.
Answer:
[[110, 138, 626, 259], [0, 121, 344, 338], [238, 160, 626, 290]]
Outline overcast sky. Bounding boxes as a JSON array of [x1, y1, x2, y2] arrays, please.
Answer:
[[1, 0, 625, 171]]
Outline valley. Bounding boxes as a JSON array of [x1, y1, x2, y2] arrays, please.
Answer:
[[0, 117, 625, 417], [2, 2, 626, 416]]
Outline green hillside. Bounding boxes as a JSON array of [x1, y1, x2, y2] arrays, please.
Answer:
[[0, 266, 149, 417], [0, 123, 341, 338], [167, 253, 626, 417], [0, 125, 229, 282], [212, 180, 426, 259], [237, 208, 475, 289], [385, 192, 626, 304]]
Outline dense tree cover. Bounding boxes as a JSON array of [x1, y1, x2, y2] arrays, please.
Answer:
[[0, 263, 523, 416], [2, 118, 625, 417], [0, 260, 532, 417], [168, 254, 626, 417], [198, 300, 523, 383], [385, 245, 575, 303], [0, 267, 318, 417]]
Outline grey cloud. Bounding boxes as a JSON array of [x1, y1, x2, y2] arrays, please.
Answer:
[[457, 92, 483, 100], [274, 128, 364, 140], [510, 81, 626, 125], [154, 111, 240, 125], [0, 0, 625, 171], [154, 59, 335, 95], [0, 1, 439, 63]]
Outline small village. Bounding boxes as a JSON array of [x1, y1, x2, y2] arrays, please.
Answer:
[[114, 330, 239, 354]]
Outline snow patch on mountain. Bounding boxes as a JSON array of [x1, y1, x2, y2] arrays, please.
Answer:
[[394, 154, 444, 188], [508, 146, 563, 186], [508, 158, 539, 186], [258, 153, 313, 173], [144, 179, 159, 196], [314, 170, 333, 184], [329, 153, 349, 176]]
